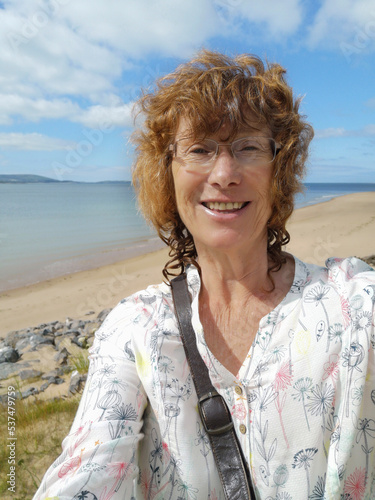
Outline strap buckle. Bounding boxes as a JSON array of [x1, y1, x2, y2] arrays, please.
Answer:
[[198, 391, 234, 436]]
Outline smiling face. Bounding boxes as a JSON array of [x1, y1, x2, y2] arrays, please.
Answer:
[[171, 117, 274, 258]]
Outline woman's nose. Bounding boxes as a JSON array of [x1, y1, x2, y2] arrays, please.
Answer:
[[207, 147, 241, 187]]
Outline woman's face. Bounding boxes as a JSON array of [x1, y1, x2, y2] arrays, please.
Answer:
[[171, 117, 274, 257]]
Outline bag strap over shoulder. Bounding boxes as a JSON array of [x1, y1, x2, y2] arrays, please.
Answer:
[[171, 273, 255, 500]]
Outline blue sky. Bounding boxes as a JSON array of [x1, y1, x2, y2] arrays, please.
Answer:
[[0, 0, 374, 183]]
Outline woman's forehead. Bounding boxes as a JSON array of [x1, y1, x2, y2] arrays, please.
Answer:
[[175, 115, 270, 139]]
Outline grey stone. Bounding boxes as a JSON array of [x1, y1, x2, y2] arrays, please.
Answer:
[[0, 347, 20, 363], [71, 336, 88, 348], [42, 368, 65, 379], [68, 371, 87, 395], [97, 308, 111, 322], [3, 330, 31, 349], [63, 329, 81, 336], [19, 369, 43, 381], [30, 334, 54, 348], [21, 387, 39, 399], [40, 376, 64, 392], [15, 337, 32, 353], [0, 392, 21, 405], [54, 347, 70, 365], [0, 361, 32, 380], [40, 327, 54, 335], [83, 322, 99, 336], [15, 334, 54, 353]]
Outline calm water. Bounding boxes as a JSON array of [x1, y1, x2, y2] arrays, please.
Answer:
[[1, 182, 374, 292]]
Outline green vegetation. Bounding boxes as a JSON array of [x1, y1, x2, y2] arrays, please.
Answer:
[[0, 392, 81, 499], [70, 350, 90, 374]]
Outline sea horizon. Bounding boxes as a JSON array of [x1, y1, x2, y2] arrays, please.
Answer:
[[1, 181, 374, 293]]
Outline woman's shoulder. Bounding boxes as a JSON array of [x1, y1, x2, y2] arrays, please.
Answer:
[[99, 280, 173, 331], [299, 255, 375, 299]]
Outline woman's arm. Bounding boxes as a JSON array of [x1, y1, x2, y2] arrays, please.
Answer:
[[33, 299, 148, 500]]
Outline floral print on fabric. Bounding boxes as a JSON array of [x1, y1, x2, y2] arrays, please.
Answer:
[[33, 256, 375, 500]]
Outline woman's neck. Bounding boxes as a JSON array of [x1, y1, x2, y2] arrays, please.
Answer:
[[196, 241, 273, 303]]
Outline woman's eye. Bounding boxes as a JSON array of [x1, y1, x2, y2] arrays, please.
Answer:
[[189, 146, 210, 155]]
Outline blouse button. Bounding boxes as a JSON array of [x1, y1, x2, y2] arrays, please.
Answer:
[[235, 386, 243, 395], [239, 424, 247, 434]]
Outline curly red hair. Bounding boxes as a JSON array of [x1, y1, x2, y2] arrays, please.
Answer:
[[132, 50, 314, 282]]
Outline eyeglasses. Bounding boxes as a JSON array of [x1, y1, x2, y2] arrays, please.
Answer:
[[169, 136, 280, 171]]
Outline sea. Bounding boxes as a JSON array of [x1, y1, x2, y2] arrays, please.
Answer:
[[1, 182, 374, 293]]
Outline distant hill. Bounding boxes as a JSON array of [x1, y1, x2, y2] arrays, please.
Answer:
[[0, 174, 131, 184], [0, 174, 63, 183]]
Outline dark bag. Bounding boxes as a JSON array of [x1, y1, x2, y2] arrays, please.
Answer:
[[171, 273, 256, 500]]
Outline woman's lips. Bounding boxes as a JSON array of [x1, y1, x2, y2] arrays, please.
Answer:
[[202, 201, 250, 213]]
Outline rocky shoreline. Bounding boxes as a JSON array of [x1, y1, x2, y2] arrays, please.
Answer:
[[0, 309, 110, 405]]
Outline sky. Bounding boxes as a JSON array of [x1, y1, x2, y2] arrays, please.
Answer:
[[0, 0, 374, 183]]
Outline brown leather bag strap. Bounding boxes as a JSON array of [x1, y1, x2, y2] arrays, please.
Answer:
[[171, 273, 255, 500]]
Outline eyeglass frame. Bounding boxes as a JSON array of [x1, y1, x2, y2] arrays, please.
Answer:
[[168, 136, 281, 167]]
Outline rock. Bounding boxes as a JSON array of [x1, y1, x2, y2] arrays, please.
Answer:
[[83, 322, 99, 336], [85, 310, 95, 316], [54, 347, 70, 365], [0, 392, 21, 405], [0, 347, 20, 363], [0, 361, 33, 380], [65, 317, 74, 329], [71, 336, 88, 349], [40, 327, 54, 335], [86, 337, 95, 348], [40, 376, 64, 392], [97, 308, 111, 322], [63, 329, 81, 337], [21, 387, 39, 399], [68, 370, 87, 395], [16, 334, 54, 353], [15, 337, 32, 353], [3, 329, 32, 348], [19, 369, 43, 381], [41, 368, 65, 379]]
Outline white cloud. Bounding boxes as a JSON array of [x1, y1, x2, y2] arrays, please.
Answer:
[[72, 103, 134, 129], [0, 94, 80, 124], [307, 0, 375, 51], [0, 132, 76, 150], [227, 0, 303, 37], [0, 0, 222, 123], [315, 125, 375, 139]]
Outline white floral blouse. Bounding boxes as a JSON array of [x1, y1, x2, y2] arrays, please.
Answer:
[[34, 256, 375, 500]]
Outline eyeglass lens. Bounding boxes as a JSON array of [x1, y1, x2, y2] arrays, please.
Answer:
[[175, 137, 276, 165]]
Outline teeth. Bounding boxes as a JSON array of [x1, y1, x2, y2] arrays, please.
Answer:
[[207, 202, 245, 211]]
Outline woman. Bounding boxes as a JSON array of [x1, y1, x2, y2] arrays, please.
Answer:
[[34, 51, 375, 500]]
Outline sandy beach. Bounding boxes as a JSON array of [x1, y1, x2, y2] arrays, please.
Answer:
[[1, 191, 374, 337]]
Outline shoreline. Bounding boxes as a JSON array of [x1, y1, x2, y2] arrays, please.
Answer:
[[0, 236, 164, 294], [1, 191, 374, 336]]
